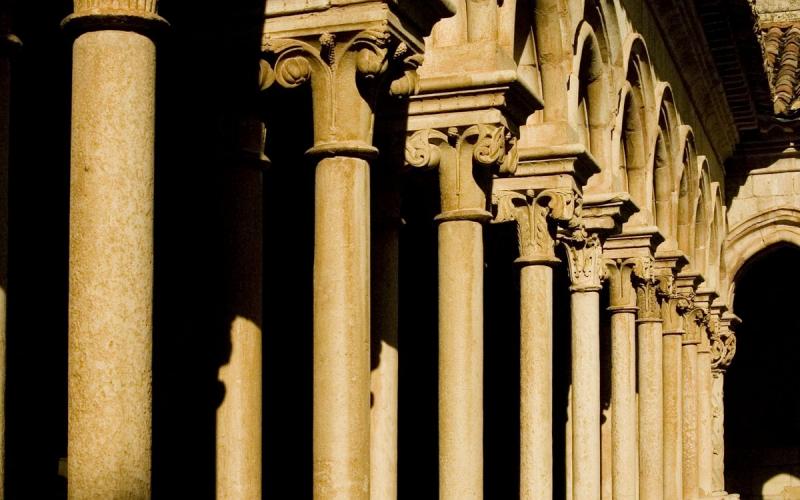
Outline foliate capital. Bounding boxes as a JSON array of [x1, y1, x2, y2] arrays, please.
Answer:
[[405, 124, 518, 221], [493, 188, 579, 265], [632, 259, 662, 321], [560, 228, 604, 292], [604, 257, 643, 310], [262, 26, 413, 154]]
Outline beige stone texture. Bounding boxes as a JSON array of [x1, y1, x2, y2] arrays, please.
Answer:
[[217, 166, 263, 500], [68, 29, 156, 498], [313, 156, 371, 499], [438, 219, 484, 500]]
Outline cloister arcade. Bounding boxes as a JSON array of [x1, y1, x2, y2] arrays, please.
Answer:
[[0, 0, 798, 498]]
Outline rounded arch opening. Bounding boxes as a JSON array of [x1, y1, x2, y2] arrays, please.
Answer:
[[725, 243, 800, 498]]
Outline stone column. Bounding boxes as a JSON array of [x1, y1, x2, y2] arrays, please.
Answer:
[[710, 314, 738, 497], [682, 307, 705, 500], [407, 125, 515, 500], [494, 188, 578, 500], [263, 28, 404, 499], [370, 171, 402, 500], [697, 323, 714, 497], [636, 274, 664, 500], [603, 258, 640, 500], [562, 229, 605, 500], [63, 2, 165, 497], [660, 276, 689, 500], [217, 119, 268, 500]]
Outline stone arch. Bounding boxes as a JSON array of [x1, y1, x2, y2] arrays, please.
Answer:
[[572, 21, 611, 171], [707, 182, 725, 291], [534, 0, 572, 122], [692, 157, 711, 275], [724, 208, 800, 302], [675, 125, 697, 256], [584, 0, 620, 64], [650, 84, 680, 241], [614, 35, 656, 224]]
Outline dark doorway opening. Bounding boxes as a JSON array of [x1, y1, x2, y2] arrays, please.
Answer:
[[726, 244, 800, 499]]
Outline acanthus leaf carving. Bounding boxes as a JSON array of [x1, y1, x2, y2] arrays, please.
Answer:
[[632, 258, 662, 320], [560, 227, 605, 292], [492, 189, 579, 263]]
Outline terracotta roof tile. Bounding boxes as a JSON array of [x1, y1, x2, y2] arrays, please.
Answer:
[[762, 23, 800, 118]]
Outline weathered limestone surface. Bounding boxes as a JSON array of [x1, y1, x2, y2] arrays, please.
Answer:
[[67, 25, 158, 499]]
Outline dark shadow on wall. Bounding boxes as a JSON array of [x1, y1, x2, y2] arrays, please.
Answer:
[[5, 0, 72, 498], [726, 244, 800, 500]]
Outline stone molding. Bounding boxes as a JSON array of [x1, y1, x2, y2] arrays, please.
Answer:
[[63, 0, 167, 35]]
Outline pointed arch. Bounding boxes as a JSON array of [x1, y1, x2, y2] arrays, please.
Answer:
[[675, 125, 697, 256], [693, 157, 712, 276]]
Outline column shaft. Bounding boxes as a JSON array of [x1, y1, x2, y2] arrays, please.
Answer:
[[638, 320, 664, 500], [711, 372, 726, 494], [217, 166, 263, 500], [697, 349, 713, 496], [439, 219, 483, 500], [681, 341, 699, 500], [313, 156, 371, 499], [370, 198, 400, 500], [662, 332, 683, 499], [571, 289, 601, 500], [520, 264, 554, 500], [68, 29, 156, 497], [610, 309, 637, 500]]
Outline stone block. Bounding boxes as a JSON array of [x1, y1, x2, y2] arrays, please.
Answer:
[[753, 172, 796, 197]]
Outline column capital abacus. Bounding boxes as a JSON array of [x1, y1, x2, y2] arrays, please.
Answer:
[[493, 188, 580, 266], [63, 1, 168, 36], [559, 227, 605, 293], [405, 124, 517, 222]]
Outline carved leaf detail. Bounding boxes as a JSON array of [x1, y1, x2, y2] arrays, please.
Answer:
[[405, 129, 448, 169]]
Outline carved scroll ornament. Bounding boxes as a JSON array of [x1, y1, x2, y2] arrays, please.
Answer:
[[560, 227, 605, 292], [405, 125, 517, 220]]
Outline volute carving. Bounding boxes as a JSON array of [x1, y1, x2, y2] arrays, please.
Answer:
[[604, 257, 643, 310], [493, 189, 579, 265], [405, 125, 517, 220], [560, 227, 605, 292], [262, 26, 416, 154]]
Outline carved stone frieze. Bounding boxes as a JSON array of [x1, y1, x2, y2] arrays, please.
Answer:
[[493, 188, 579, 265], [405, 124, 517, 221], [560, 227, 605, 292]]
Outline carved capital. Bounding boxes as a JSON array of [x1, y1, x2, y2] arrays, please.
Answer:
[[711, 323, 737, 372], [262, 26, 411, 156], [632, 260, 662, 322], [406, 124, 517, 221], [493, 188, 579, 265], [560, 228, 604, 292], [683, 306, 707, 345], [604, 258, 640, 311]]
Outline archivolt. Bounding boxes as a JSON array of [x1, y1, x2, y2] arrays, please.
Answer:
[[724, 208, 800, 301]]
